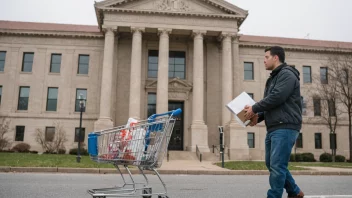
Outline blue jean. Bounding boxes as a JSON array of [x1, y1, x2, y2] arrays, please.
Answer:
[[265, 129, 301, 198]]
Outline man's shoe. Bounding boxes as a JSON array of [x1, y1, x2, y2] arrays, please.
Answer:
[[288, 190, 304, 198]]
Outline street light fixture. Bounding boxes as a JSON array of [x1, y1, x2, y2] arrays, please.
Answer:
[[76, 93, 86, 163]]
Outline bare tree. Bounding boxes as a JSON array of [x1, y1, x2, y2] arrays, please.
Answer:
[[34, 121, 68, 154], [0, 116, 12, 151], [325, 53, 352, 162], [307, 71, 342, 162]]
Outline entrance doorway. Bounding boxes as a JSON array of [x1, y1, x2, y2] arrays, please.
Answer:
[[168, 101, 184, 150]]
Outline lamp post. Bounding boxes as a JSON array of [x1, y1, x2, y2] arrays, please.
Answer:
[[76, 93, 86, 163]]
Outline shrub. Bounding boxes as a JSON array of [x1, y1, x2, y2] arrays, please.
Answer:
[[320, 153, 332, 162], [0, 139, 11, 151], [301, 153, 316, 162], [34, 121, 68, 154], [335, 155, 346, 162], [69, 148, 88, 156], [29, 150, 38, 154], [58, 148, 66, 154], [12, 143, 31, 153], [0, 149, 14, 153], [290, 153, 302, 162], [0, 118, 12, 151], [290, 153, 315, 162]]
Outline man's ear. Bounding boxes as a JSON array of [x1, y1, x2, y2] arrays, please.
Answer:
[[274, 55, 278, 61]]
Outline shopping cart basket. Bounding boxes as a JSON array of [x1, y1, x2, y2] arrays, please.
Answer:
[[87, 108, 182, 198]]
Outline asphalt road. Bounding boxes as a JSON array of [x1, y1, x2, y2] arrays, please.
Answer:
[[1, 173, 352, 198]]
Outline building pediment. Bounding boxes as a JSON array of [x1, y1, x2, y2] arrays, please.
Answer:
[[145, 78, 193, 92], [95, 0, 248, 30], [96, 0, 247, 15]]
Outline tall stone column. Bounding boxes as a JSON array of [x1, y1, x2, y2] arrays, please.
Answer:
[[94, 26, 117, 131], [156, 28, 171, 114], [129, 27, 145, 119], [189, 30, 209, 152], [220, 32, 233, 127], [228, 35, 250, 160]]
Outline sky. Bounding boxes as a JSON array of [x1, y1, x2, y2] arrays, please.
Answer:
[[0, 0, 351, 42]]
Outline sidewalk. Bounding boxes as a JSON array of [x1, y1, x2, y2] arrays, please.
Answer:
[[1, 160, 352, 175]]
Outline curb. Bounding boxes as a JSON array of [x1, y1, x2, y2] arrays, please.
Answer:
[[1, 166, 352, 175]]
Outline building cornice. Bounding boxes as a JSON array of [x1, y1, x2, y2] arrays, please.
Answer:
[[99, 7, 244, 18], [0, 30, 104, 39], [239, 43, 352, 54]]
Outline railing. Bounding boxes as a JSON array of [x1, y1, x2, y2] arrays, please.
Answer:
[[196, 145, 202, 162]]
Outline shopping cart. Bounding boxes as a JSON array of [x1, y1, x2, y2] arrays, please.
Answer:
[[87, 108, 182, 198]]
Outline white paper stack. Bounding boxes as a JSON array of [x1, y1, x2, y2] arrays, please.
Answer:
[[226, 92, 256, 127]]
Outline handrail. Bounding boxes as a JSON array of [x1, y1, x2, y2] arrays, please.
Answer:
[[196, 145, 202, 162]]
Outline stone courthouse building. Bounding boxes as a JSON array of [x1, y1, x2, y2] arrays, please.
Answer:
[[0, 0, 351, 160]]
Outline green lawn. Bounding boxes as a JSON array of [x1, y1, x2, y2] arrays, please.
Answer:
[[290, 162, 352, 169], [216, 161, 352, 170], [0, 153, 115, 168], [2, 153, 352, 170]]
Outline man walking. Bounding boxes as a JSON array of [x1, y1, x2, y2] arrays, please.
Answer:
[[244, 46, 304, 198]]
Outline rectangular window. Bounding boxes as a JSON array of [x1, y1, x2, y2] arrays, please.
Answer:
[[328, 100, 336, 117], [0, 51, 6, 72], [75, 128, 86, 142], [244, 62, 254, 80], [303, 66, 312, 83], [15, 126, 25, 141], [147, 93, 156, 117], [46, 87, 58, 111], [342, 69, 349, 85], [320, 67, 328, 84], [0, 86, 2, 105], [75, 89, 87, 112], [50, 54, 61, 73], [22, 52, 34, 72], [45, 127, 55, 142], [147, 50, 186, 79], [315, 133, 322, 149], [148, 50, 158, 78], [247, 132, 255, 148], [169, 51, 186, 79], [313, 99, 321, 116], [18, 86, 30, 110], [247, 93, 254, 99], [296, 133, 303, 148], [77, 55, 89, 74]]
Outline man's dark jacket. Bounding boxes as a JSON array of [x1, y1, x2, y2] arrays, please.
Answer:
[[252, 63, 302, 133]]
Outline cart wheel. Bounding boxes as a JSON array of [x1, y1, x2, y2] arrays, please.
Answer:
[[158, 196, 169, 198], [142, 187, 152, 198], [93, 197, 106, 198]]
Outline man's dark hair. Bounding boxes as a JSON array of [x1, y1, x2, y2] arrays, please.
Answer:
[[265, 46, 285, 63]]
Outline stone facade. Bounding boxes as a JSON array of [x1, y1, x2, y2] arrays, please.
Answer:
[[0, 0, 351, 160]]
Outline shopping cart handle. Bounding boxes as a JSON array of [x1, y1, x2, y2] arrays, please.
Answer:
[[148, 108, 182, 120]]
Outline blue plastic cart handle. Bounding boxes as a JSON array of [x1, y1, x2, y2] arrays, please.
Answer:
[[147, 108, 182, 121]]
